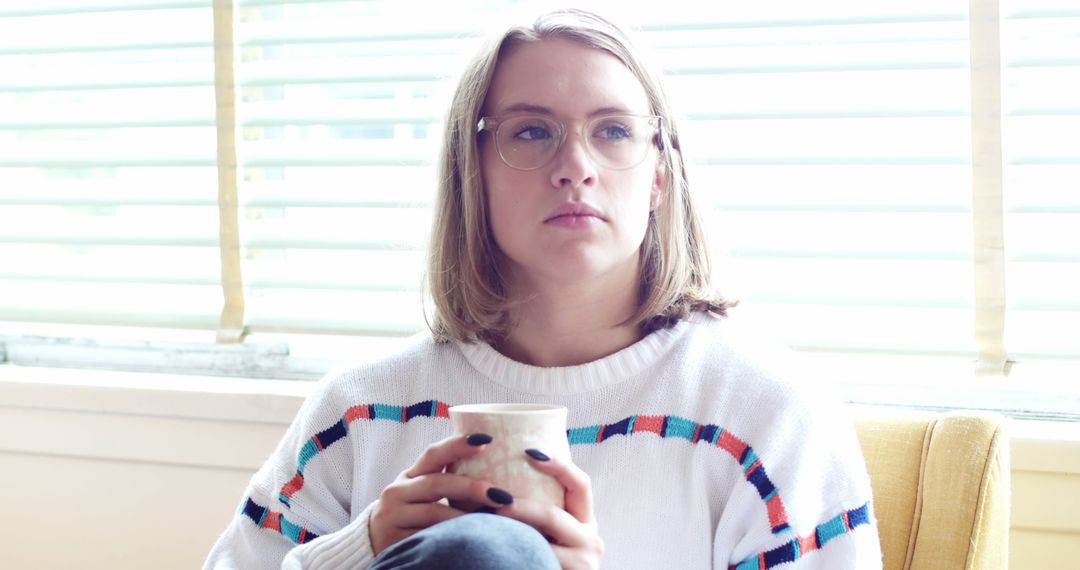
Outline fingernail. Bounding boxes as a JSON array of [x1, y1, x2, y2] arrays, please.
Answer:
[[487, 487, 514, 505], [466, 433, 493, 446], [525, 449, 550, 461], [474, 506, 497, 514]]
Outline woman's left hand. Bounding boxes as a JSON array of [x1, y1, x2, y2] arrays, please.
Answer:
[[496, 450, 604, 570]]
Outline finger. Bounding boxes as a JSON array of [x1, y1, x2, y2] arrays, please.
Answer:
[[389, 501, 466, 530], [549, 542, 604, 570], [370, 502, 466, 556], [499, 498, 605, 567], [403, 433, 492, 478], [524, 449, 595, 524], [495, 498, 588, 548], [390, 472, 515, 508]]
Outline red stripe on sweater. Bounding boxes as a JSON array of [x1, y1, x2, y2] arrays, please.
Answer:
[[281, 473, 305, 498]]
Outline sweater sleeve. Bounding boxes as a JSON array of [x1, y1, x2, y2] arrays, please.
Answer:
[[203, 373, 378, 569], [710, 354, 883, 569], [281, 502, 378, 569]]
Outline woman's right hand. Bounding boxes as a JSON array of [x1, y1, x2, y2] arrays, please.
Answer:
[[368, 433, 514, 556]]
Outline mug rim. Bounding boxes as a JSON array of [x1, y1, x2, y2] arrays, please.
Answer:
[[448, 403, 566, 415]]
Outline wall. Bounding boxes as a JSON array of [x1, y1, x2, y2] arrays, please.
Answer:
[[0, 368, 1076, 569], [1008, 422, 1080, 569]]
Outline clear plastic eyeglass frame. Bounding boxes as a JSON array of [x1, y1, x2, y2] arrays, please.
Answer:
[[477, 114, 663, 171]]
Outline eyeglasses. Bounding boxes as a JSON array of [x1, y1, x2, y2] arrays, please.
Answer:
[[477, 113, 663, 171]]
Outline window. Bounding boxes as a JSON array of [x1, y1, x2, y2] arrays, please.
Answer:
[[1, 0, 1077, 418]]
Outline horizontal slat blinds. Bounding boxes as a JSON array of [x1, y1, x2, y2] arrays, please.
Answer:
[[230, 1, 982, 356], [234, 2, 453, 336], [0, 2, 221, 330], [1002, 0, 1080, 360], [1, 0, 1077, 373], [635, 4, 975, 356]]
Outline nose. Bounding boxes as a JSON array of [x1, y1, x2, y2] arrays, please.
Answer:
[[549, 128, 596, 189]]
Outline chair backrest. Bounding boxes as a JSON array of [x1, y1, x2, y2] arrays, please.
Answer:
[[853, 409, 1010, 570]]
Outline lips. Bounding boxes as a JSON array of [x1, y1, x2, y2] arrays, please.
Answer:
[[544, 202, 605, 223]]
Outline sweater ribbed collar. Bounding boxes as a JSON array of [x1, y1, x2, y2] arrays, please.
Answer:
[[454, 319, 690, 396]]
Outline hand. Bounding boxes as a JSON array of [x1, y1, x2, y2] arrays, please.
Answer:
[[496, 449, 604, 569], [368, 434, 514, 556]]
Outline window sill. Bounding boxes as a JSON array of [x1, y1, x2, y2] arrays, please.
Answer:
[[0, 365, 311, 471], [0, 363, 312, 424], [1, 362, 1078, 476]]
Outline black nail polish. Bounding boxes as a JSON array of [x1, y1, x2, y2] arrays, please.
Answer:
[[487, 487, 514, 505], [525, 448, 550, 461], [474, 506, 497, 514], [466, 433, 493, 446]]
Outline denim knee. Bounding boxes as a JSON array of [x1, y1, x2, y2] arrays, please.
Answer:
[[370, 513, 559, 570]]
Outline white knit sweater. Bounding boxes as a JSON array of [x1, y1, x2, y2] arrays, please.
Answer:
[[205, 314, 882, 569]]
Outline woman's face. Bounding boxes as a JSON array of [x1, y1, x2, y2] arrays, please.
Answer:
[[480, 38, 663, 296]]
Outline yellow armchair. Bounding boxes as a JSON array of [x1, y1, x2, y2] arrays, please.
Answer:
[[854, 409, 1010, 570]]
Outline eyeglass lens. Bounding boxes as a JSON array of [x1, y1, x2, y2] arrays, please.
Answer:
[[495, 115, 656, 170]]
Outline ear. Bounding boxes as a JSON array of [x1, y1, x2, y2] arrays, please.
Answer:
[[650, 153, 667, 211]]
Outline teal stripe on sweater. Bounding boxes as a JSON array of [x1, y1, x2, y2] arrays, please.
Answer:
[[297, 440, 319, 474], [741, 449, 760, 471], [568, 425, 602, 445], [665, 416, 697, 441], [372, 404, 403, 421], [734, 558, 759, 570], [280, 517, 302, 544], [816, 514, 847, 546]]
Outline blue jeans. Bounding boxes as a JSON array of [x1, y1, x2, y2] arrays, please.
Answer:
[[369, 513, 560, 570]]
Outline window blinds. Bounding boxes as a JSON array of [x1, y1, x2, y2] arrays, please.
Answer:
[[0, 1, 221, 330], [1, 0, 1076, 376], [233, 2, 455, 340], [647, 4, 977, 361], [229, 1, 979, 353], [1001, 0, 1080, 363]]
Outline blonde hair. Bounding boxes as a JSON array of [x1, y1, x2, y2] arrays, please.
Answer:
[[426, 8, 733, 343]]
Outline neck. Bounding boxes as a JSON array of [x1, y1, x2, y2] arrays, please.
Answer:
[[495, 277, 643, 368]]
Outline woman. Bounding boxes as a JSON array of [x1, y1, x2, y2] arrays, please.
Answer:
[[206, 9, 881, 569]]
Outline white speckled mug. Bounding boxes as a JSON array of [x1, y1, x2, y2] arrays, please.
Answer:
[[448, 403, 570, 509]]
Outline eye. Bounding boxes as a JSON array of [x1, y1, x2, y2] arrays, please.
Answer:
[[511, 124, 554, 141], [594, 121, 633, 141]]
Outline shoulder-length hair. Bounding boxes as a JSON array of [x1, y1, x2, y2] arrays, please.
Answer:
[[426, 8, 733, 344]]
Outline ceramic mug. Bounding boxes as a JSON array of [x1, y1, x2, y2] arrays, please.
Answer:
[[448, 403, 570, 509]]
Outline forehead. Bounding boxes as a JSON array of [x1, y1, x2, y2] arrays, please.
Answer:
[[484, 37, 651, 117]]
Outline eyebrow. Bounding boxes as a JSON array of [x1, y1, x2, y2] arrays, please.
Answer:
[[496, 103, 635, 117]]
